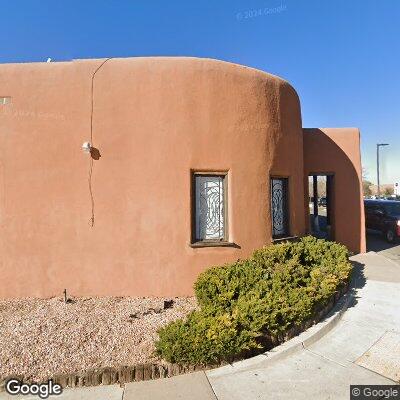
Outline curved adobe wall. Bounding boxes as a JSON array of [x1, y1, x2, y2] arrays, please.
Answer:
[[0, 57, 305, 298]]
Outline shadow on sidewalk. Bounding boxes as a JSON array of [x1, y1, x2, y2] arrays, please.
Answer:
[[347, 260, 367, 309]]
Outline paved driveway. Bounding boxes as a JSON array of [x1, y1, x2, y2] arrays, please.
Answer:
[[367, 230, 400, 264]]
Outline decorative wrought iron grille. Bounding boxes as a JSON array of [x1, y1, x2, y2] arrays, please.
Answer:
[[271, 177, 289, 238], [194, 175, 225, 241]]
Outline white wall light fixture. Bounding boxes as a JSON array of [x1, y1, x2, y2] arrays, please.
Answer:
[[82, 142, 92, 154]]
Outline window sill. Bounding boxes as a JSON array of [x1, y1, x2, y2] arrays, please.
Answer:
[[272, 235, 299, 243], [190, 241, 239, 249]]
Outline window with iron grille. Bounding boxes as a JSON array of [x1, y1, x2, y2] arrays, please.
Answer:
[[271, 177, 289, 238], [193, 173, 227, 242]]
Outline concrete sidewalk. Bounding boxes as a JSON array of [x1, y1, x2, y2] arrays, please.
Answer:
[[2, 251, 399, 400], [0, 384, 124, 400]]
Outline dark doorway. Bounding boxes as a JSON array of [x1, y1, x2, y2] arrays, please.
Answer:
[[308, 174, 334, 240]]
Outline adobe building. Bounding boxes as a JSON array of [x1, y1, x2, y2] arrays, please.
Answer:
[[0, 57, 365, 298]]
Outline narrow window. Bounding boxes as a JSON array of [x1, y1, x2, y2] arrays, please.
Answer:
[[0, 97, 11, 105], [271, 177, 289, 238], [193, 173, 227, 242]]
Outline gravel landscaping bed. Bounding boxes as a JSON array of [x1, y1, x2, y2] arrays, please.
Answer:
[[0, 296, 196, 382]]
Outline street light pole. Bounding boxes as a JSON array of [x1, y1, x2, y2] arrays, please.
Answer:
[[377, 143, 389, 197]]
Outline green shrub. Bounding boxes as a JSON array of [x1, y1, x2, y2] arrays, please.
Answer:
[[155, 236, 352, 364], [194, 259, 271, 310], [155, 306, 262, 364]]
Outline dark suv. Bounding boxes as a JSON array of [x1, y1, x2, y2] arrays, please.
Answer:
[[364, 200, 400, 243]]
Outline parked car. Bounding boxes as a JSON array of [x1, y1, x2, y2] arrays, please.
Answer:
[[318, 197, 327, 207], [364, 200, 400, 243]]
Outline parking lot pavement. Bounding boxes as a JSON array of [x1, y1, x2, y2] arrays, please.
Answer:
[[366, 231, 400, 265]]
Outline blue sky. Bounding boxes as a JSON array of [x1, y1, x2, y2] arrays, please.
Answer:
[[1, 0, 399, 184]]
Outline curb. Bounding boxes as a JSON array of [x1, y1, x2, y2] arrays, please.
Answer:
[[302, 284, 355, 349]]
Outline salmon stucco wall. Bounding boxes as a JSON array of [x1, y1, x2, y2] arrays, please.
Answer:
[[0, 57, 306, 298], [303, 128, 366, 254]]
